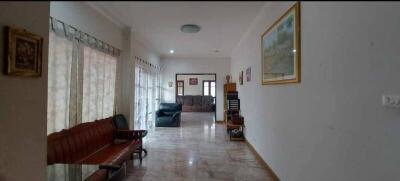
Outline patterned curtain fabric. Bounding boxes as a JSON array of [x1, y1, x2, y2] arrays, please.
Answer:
[[134, 61, 161, 131], [82, 46, 117, 123], [47, 32, 118, 134], [47, 32, 75, 134]]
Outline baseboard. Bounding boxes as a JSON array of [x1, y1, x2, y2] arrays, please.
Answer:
[[245, 140, 281, 181]]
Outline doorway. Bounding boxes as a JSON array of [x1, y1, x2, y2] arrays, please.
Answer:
[[175, 73, 217, 121]]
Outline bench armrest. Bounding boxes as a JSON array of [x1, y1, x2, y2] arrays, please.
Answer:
[[114, 130, 137, 140], [114, 130, 148, 140], [134, 130, 148, 138]]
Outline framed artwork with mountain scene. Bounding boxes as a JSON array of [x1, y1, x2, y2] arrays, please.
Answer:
[[261, 2, 300, 85]]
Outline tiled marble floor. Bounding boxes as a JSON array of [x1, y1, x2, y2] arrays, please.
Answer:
[[124, 112, 274, 181]]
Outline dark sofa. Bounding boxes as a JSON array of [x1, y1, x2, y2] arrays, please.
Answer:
[[176, 95, 215, 112], [155, 103, 182, 127]]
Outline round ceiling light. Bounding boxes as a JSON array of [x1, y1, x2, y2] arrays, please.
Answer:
[[180, 24, 201, 33]]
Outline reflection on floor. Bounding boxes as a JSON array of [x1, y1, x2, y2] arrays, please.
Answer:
[[124, 112, 274, 181]]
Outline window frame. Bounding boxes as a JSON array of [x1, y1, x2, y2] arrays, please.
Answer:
[[176, 80, 184, 96], [202, 80, 216, 97]]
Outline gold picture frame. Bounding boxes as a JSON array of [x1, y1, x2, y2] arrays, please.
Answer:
[[261, 2, 301, 85], [5, 26, 43, 77]]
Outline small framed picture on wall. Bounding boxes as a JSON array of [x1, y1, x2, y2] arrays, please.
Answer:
[[4, 26, 43, 77], [246, 67, 251, 82], [239, 71, 243, 85], [189, 78, 198, 85]]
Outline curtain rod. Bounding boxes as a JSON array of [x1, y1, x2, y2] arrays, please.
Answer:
[[135, 56, 161, 71], [50, 16, 121, 56]]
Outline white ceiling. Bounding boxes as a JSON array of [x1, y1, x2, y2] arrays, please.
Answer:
[[88, 1, 266, 58]]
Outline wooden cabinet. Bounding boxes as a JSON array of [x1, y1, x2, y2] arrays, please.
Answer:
[[223, 83, 236, 123]]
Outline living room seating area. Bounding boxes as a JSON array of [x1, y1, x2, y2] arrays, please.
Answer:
[[155, 103, 182, 127], [177, 95, 215, 112]]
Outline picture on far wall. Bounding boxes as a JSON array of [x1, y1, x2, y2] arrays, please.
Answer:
[[4, 26, 43, 76], [261, 2, 301, 85], [189, 78, 198, 85], [168, 82, 173, 87], [239, 71, 243, 85], [246, 67, 251, 82]]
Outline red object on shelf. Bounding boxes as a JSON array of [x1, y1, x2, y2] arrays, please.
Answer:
[[231, 115, 244, 125]]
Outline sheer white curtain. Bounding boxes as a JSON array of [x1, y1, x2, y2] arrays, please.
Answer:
[[82, 46, 117, 123], [47, 32, 75, 133], [134, 62, 160, 130], [47, 32, 118, 134]]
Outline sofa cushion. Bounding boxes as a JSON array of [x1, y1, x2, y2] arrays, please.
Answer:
[[176, 96, 183, 104], [192, 96, 202, 106], [77, 140, 138, 165], [183, 96, 193, 106], [159, 103, 182, 112], [202, 96, 214, 108], [162, 111, 176, 116]]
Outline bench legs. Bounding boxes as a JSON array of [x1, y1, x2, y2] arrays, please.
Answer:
[[139, 146, 143, 163], [133, 146, 147, 163]]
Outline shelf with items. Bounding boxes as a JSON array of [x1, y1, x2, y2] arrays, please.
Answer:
[[223, 83, 236, 124], [223, 81, 245, 141], [227, 115, 245, 141]]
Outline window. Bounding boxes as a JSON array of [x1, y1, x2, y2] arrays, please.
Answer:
[[47, 31, 118, 134], [176, 80, 184, 96], [134, 63, 161, 131], [82, 46, 117, 123], [203, 80, 216, 99]]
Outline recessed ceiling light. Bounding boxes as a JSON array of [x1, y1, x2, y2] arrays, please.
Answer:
[[169, 50, 175, 54], [181, 24, 201, 33]]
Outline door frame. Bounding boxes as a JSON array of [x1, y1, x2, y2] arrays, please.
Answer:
[[175, 73, 217, 121]]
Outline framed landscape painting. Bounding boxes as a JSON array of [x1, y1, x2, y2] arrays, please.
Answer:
[[261, 2, 300, 85]]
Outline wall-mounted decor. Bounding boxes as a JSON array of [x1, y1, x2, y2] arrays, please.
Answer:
[[246, 67, 251, 82], [226, 74, 231, 83], [4, 26, 43, 76], [261, 2, 300, 85], [168, 82, 173, 87], [239, 71, 243, 85], [189, 78, 198, 85]]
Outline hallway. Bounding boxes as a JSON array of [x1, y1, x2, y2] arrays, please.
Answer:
[[125, 112, 274, 181]]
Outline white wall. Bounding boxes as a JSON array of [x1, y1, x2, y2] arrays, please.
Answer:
[[161, 57, 230, 120], [122, 30, 161, 127], [230, 2, 400, 181], [0, 2, 50, 181], [50, 2, 123, 49], [177, 74, 215, 96]]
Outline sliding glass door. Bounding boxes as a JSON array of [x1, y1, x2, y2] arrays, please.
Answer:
[[134, 65, 160, 131]]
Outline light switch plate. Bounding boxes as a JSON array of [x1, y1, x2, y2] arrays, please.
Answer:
[[382, 95, 400, 107]]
